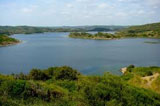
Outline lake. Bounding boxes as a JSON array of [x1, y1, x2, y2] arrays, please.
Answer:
[[0, 32, 160, 75]]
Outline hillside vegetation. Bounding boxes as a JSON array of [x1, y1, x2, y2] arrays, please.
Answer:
[[1, 66, 160, 106], [117, 22, 160, 38], [0, 26, 125, 35], [69, 22, 160, 40], [69, 32, 120, 40], [122, 65, 160, 94], [0, 35, 19, 46]]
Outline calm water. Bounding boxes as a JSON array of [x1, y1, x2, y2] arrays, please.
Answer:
[[0, 32, 160, 75]]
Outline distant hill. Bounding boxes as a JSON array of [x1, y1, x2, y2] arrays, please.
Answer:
[[117, 22, 160, 38], [1, 22, 159, 38], [0, 25, 126, 35]]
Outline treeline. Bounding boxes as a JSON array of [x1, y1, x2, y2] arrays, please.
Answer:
[[116, 22, 160, 38], [0, 26, 125, 35], [69, 32, 121, 40], [1, 66, 160, 106], [0, 26, 82, 35]]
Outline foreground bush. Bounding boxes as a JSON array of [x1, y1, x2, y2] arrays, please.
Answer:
[[0, 66, 160, 106]]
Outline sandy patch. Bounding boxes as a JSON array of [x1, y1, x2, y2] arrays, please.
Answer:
[[142, 73, 160, 86]]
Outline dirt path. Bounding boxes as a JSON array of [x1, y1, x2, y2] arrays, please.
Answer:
[[142, 73, 160, 86]]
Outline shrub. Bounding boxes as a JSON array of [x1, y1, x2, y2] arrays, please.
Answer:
[[29, 69, 49, 80], [0, 80, 26, 98], [55, 80, 77, 92], [54, 66, 80, 80], [132, 67, 153, 77], [127, 65, 135, 72]]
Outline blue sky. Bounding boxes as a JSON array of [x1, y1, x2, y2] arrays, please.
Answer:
[[0, 0, 160, 26]]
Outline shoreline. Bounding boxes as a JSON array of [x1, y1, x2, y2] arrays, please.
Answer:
[[0, 40, 21, 47], [69, 36, 160, 40], [69, 36, 120, 40]]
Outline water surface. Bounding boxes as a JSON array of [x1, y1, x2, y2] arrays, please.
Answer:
[[0, 32, 160, 75]]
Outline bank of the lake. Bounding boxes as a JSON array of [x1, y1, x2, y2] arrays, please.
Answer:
[[0, 35, 20, 46]]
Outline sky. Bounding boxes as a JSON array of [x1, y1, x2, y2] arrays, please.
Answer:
[[0, 0, 160, 26]]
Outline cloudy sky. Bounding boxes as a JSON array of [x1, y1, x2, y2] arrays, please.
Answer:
[[0, 0, 160, 26]]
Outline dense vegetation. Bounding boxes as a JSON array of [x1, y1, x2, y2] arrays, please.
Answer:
[[0, 66, 160, 106], [69, 32, 120, 40], [117, 22, 160, 38], [0, 34, 19, 46], [0, 26, 125, 35], [69, 22, 160, 40]]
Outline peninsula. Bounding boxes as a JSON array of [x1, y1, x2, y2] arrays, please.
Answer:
[[0, 35, 20, 46]]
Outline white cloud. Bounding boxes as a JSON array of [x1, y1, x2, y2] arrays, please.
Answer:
[[137, 10, 145, 14], [66, 4, 73, 8], [118, 0, 127, 2], [118, 0, 138, 2], [76, 0, 91, 2], [60, 11, 70, 15], [97, 3, 108, 9], [21, 8, 33, 13], [20, 5, 38, 14], [116, 12, 127, 17], [0, 0, 159, 26], [147, 0, 160, 6]]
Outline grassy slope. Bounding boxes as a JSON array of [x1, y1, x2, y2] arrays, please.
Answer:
[[1, 66, 160, 106], [117, 22, 160, 38], [0, 35, 19, 46]]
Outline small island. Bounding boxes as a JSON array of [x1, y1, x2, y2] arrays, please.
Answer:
[[0, 35, 20, 46], [69, 32, 121, 40]]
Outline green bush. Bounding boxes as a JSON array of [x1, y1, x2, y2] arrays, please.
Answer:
[[55, 80, 77, 92], [127, 64, 135, 72], [81, 73, 160, 106], [1, 66, 160, 105], [0, 80, 26, 98], [54, 66, 80, 80], [29, 69, 49, 80]]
